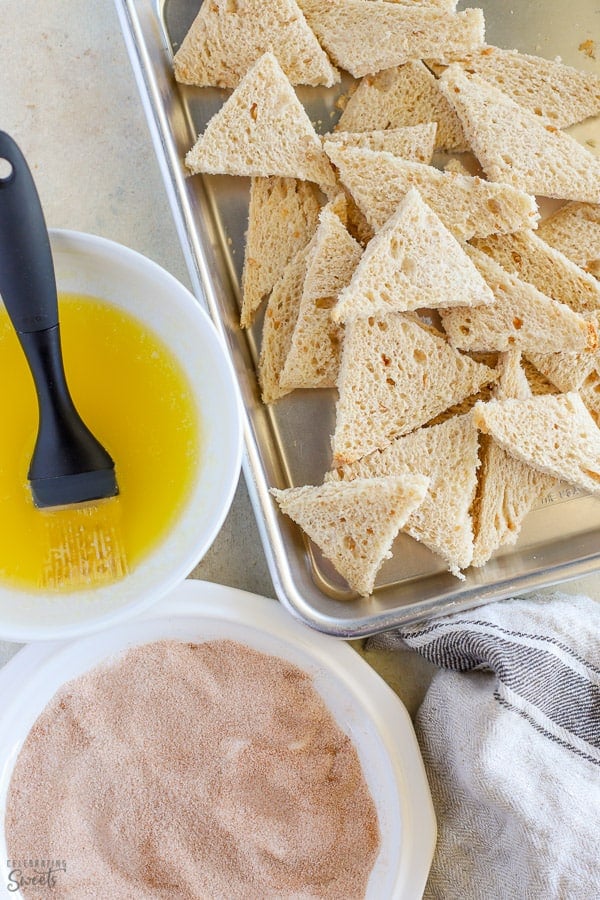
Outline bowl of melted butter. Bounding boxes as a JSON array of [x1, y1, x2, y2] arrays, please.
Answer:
[[0, 229, 242, 641]]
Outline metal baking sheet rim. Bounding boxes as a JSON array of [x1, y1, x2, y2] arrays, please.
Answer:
[[114, 0, 600, 638]]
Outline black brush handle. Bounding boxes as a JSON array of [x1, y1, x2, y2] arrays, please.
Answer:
[[0, 131, 58, 332], [0, 131, 115, 500]]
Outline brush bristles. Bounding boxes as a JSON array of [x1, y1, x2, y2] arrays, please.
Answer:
[[41, 500, 128, 591]]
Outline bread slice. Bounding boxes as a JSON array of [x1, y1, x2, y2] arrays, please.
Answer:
[[471, 231, 600, 315], [332, 313, 497, 464], [471, 351, 556, 567], [428, 45, 600, 129], [241, 177, 322, 328], [185, 53, 335, 189], [525, 311, 600, 393], [580, 370, 600, 427], [332, 188, 493, 322], [324, 123, 437, 165], [258, 243, 312, 403], [368, 0, 457, 8], [474, 392, 600, 497], [173, 0, 339, 88], [280, 198, 363, 391], [440, 245, 596, 354], [324, 143, 539, 238], [438, 66, 600, 202], [271, 473, 430, 595], [521, 359, 560, 396], [296, 0, 484, 78], [328, 413, 480, 577], [335, 61, 466, 151], [537, 202, 600, 279]]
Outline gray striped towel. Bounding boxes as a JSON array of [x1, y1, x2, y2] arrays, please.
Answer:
[[367, 592, 600, 900]]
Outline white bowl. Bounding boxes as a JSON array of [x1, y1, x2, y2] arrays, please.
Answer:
[[0, 581, 436, 898], [0, 230, 242, 642]]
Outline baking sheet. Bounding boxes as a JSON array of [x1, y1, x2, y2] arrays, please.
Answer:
[[115, 0, 600, 636]]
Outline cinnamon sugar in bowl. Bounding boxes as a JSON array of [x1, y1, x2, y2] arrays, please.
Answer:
[[0, 581, 436, 899]]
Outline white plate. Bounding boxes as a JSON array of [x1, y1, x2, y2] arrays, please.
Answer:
[[0, 580, 436, 899]]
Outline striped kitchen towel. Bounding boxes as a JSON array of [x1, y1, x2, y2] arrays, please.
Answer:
[[368, 592, 600, 900]]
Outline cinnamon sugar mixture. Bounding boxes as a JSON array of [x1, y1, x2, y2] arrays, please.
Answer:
[[6, 640, 380, 899]]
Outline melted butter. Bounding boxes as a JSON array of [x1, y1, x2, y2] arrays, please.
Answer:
[[0, 294, 200, 591]]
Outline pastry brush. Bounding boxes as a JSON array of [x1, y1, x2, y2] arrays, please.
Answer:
[[0, 131, 127, 589]]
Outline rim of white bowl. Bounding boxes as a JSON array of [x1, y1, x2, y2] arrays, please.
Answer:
[[0, 229, 243, 643]]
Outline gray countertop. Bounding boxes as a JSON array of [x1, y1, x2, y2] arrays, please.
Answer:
[[1, 0, 599, 720]]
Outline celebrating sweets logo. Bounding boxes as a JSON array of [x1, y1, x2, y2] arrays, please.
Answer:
[[6, 859, 66, 892]]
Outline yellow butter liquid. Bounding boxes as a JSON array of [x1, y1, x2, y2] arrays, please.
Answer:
[[0, 294, 200, 591]]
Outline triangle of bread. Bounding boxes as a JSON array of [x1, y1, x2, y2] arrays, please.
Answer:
[[280, 198, 363, 391], [332, 188, 493, 322], [332, 313, 497, 464], [258, 243, 312, 403], [537, 203, 600, 278], [473, 392, 600, 497], [324, 123, 437, 164], [471, 351, 556, 567], [471, 230, 600, 316], [429, 45, 600, 129], [438, 66, 600, 202], [324, 143, 539, 238], [440, 245, 596, 354], [185, 53, 335, 188], [272, 473, 430, 596], [328, 413, 480, 577], [297, 0, 484, 78], [173, 0, 339, 88], [241, 177, 322, 328], [580, 370, 600, 427], [335, 61, 466, 151]]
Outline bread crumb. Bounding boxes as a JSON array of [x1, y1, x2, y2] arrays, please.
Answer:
[[578, 39, 596, 59]]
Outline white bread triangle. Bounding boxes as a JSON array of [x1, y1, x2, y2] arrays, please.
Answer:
[[327, 413, 480, 577], [332, 188, 493, 322], [272, 473, 430, 596], [335, 61, 466, 151], [438, 66, 600, 202], [280, 198, 363, 391], [173, 0, 339, 88], [429, 45, 600, 129], [471, 230, 600, 315], [324, 123, 437, 165], [241, 177, 321, 328], [580, 370, 600, 427], [473, 392, 600, 497], [296, 0, 484, 78], [324, 143, 539, 238], [440, 245, 596, 354], [471, 351, 556, 567], [537, 202, 600, 279], [332, 313, 497, 464], [524, 344, 599, 394], [185, 53, 335, 189], [258, 243, 312, 403]]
